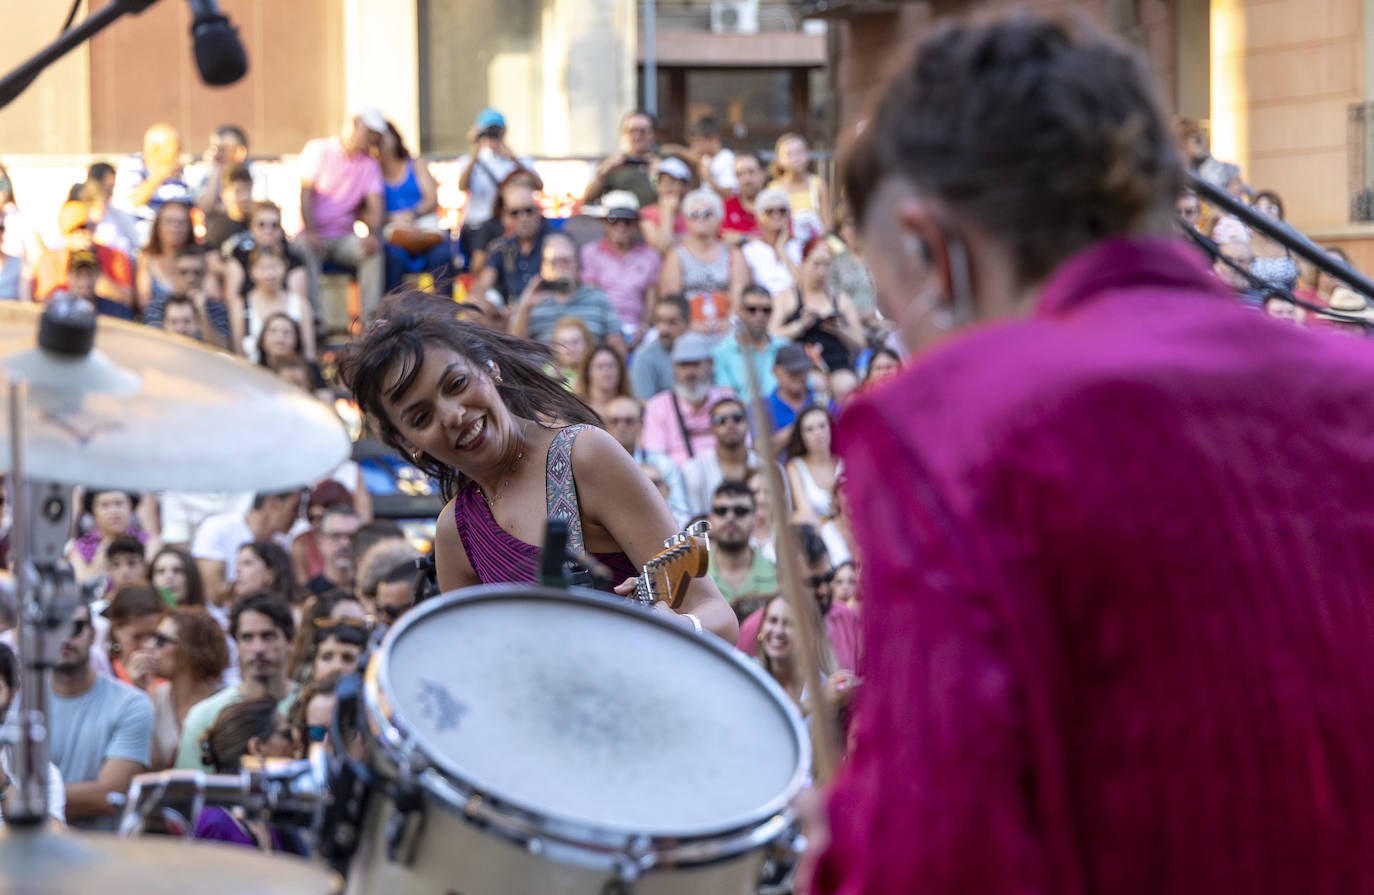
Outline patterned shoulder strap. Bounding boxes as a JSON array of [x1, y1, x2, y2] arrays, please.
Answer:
[[545, 425, 589, 556]]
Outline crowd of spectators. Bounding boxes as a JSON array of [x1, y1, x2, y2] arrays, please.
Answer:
[[0, 104, 1367, 860]]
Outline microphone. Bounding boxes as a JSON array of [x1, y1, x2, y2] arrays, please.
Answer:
[[187, 0, 248, 86]]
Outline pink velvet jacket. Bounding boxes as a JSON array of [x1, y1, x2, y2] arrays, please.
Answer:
[[818, 237, 1374, 895]]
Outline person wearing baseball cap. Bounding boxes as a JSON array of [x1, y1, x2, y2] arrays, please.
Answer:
[[640, 156, 696, 253], [458, 108, 541, 261], [579, 190, 663, 346], [293, 112, 388, 324], [766, 342, 822, 442], [640, 331, 737, 466], [32, 201, 135, 313]]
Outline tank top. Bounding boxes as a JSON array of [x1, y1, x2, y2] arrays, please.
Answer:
[[453, 425, 638, 590], [785, 287, 852, 372], [384, 160, 424, 215], [674, 244, 732, 333]]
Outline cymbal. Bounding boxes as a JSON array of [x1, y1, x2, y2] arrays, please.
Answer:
[[0, 302, 351, 492], [0, 827, 340, 894]]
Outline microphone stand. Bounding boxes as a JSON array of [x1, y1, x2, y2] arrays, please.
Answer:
[[1189, 172, 1374, 300], [0, 0, 161, 111]]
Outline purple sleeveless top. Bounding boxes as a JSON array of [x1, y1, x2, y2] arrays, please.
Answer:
[[453, 425, 638, 591]]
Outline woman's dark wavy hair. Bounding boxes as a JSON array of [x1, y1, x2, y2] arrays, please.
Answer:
[[240, 539, 302, 606], [150, 545, 206, 607], [784, 404, 833, 462], [339, 292, 602, 501], [841, 9, 1183, 284]]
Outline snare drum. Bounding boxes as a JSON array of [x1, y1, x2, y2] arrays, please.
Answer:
[[348, 584, 809, 895]]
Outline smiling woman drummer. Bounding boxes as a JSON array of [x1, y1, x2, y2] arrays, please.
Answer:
[[341, 294, 737, 642]]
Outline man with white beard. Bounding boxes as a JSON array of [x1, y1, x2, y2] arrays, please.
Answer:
[[640, 331, 737, 467]]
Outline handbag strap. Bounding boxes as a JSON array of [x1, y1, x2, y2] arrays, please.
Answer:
[[670, 393, 696, 460]]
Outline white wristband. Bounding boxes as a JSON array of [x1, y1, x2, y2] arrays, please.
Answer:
[[684, 612, 703, 635]]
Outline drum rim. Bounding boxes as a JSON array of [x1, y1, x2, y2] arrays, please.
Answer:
[[363, 583, 812, 851]]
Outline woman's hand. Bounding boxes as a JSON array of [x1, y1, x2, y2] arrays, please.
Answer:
[[126, 648, 158, 691], [823, 669, 860, 712], [612, 576, 638, 598]]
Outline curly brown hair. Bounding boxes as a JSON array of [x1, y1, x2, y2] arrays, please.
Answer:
[[167, 607, 230, 682], [841, 9, 1183, 284]]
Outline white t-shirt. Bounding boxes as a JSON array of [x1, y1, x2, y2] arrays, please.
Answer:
[[456, 149, 531, 228], [160, 492, 254, 546], [742, 238, 802, 295], [0, 752, 65, 825], [190, 512, 254, 582], [708, 149, 738, 192]]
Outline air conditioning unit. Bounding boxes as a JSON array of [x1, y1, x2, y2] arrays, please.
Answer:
[[711, 0, 759, 34]]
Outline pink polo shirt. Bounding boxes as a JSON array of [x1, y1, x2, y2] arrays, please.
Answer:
[[579, 238, 663, 330], [640, 385, 735, 466], [298, 137, 384, 239]]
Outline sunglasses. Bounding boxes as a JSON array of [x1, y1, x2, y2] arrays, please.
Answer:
[[506, 206, 537, 218], [314, 616, 372, 631], [306, 724, 328, 744], [762, 208, 789, 216], [153, 632, 178, 647], [806, 570, 836, 589], [70, 618, 90, 637], [376, 603, 409, 623], [711, 412, 745, 425], [686, 209, 717, 221], [711, 505, 751, 518], [741, 305, 772, 315]]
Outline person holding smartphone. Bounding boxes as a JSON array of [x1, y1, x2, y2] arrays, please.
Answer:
[[457, 109, 541, 266], [583, 110, 662, 209], [510, 233, 626, 355]]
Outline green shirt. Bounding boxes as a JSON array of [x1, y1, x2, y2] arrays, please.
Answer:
[[172, 685, 298, 770], [708, 549, 780, 605]]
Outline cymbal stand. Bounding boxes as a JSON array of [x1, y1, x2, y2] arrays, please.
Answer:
[[6, 377, 80, 826]]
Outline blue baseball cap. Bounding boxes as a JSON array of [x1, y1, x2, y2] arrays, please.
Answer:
[[475, 108, 506, 131]]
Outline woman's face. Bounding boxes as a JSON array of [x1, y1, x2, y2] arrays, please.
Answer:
[[1254, 197, 1282, 220], [758, 204, 789, 238], [262, 317, 298, 359], [254, 714, 297, 760], [759, 598, 794, 663], [868, 353, 900, 382], [684, 202, 719, 238], [832, 564, 859, 608], [747, 474, 770, 526], [780, 138, 809, 174], [234, 547, 271, 596], [658, 176, 688, 202], [313, 634, 361, 682], [92, 492, 132, 536], [151, 553, 187, 602], [158, 205, 192, 250], [378, 130, 399, 159], [799, 410, 831, 456], [252, 256, 287, 290], [115, 612, 161, 661], [552, 326, 588, 371], [151, 617, 180, 678], [383, 346, 519, 477], [803, 244, 833, 286], [587, 351, 621, 394]]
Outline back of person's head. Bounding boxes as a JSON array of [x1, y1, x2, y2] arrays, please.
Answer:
[[794, 523, 830, 566], [104, 585, 163, 628], [201, 697, 281, 773], [842, 9, 1182, 284], [230, 591, 295, 643], [169, 607, 231, 682], [689, 115, 721, 140], [215, 124, 249, 149], [0, 641, 16, 694], [352, 520, 406, 568], [357, 540, 423, 600], [105, 533, 146, 563]]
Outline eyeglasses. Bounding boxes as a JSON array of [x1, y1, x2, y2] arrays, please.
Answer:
[[711, 412, 745, 425], [506, 206, 537, 218], [761, 208, 789, 217], [153, 632, 178, 647], [376, 603, 409, 623], [306, 725, 328, 744], [741, 305, 772, 315], [711, 505, 752, 518], [686, 209, 717, 221], [805, 570, 836, 589]]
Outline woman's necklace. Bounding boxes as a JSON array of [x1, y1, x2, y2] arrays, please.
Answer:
[[481, 422, 529, 508]]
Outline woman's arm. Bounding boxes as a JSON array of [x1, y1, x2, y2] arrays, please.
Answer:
[[785, 459, 821, 525], [228, 294, 246, 357], [815, 177, 832, 231], [658, 248, 682, 296], [415, 162, 440, 218], [726, 244, 749, 307], [830, 292, 867, 353], [135, 255, 154, 314], [297, 298, 317, 361], [434, 497, 481, 592], [573, 427, 739, 642]]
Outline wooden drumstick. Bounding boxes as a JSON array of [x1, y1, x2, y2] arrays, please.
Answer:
[[743, 358, 841, 785]]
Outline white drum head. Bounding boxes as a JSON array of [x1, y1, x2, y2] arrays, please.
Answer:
[[373, 587, 805, 837]]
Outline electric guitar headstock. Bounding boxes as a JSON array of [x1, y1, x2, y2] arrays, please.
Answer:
[[634, 520, 711, 610]]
